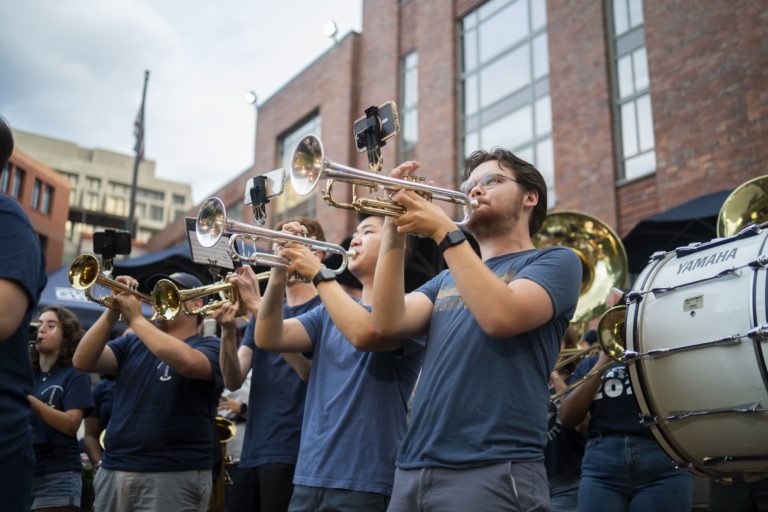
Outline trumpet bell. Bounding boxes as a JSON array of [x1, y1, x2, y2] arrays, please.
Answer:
[[597, 305, 627, 362], [717, 175, 768, 237], [152, 279, 182, 321], [68, 253, 102, 290], [291, 135, 324, 196], [197, 197, 228, 248], [215, 416, 237, 443]]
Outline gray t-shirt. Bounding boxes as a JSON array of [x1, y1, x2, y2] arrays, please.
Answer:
[[397, 246, 581, 469]]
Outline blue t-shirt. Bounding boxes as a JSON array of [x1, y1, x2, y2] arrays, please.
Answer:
[[31, 367, 94, 475], [89, 377, 116, 429], [102, 332, 224, 471], [294, 302, 423, 495], [397, 247, 581, 469], [239, 295, 321, 468], [0, 196, 47, 461], [570, 355, 647, 437]]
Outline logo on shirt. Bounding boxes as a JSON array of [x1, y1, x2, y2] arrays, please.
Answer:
[[433, 270, 516, 313], [40, 385, 64, 408], [157, 362, 172, 382], [594, 365, 633, 400]]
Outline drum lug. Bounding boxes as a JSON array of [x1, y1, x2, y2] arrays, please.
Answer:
[[639, 414, 658, 427], [748, 255, 768, 269], [650, 250, 667, 261], [747, 324, 768, 341], [626, 291, 643, 304]]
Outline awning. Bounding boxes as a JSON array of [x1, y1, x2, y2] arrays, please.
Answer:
[[622, 190, 732, 274]]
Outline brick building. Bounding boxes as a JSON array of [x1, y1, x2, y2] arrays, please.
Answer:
[[3, 148, 71, 272], [148, 0, 767, 280]]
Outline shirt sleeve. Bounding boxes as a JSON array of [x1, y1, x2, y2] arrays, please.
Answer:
[[516, 247, 582, 317], [63, 371, 95, 417], [294, 303, 327, 347], [107, 334, 133, 369], [194, 335, 225, 388], [242, 317, 256, 350], [413, 271, 443, 304], [0, 204, 46, 309]]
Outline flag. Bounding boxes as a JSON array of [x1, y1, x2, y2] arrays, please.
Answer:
[[133, 104, 145, 161]]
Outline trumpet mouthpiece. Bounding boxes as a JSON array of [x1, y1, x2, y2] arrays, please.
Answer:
[[347, 249, 356, 259]]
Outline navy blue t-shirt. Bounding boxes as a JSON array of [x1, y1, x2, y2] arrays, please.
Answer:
[[294, 301, 423, 495], [31, 367, 94, 475], [102, 332, 224, 471], [0, 196, 47, 461], [239, 295, 321, 468], [89, 377, 116, 429], [570, 355, 648, 437], [397, 247, 581, 469]]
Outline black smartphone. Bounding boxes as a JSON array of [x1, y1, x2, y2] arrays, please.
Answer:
[[93, 229, 132, 257], [353, 101, 400, 152], [244, 168, 285, 205]]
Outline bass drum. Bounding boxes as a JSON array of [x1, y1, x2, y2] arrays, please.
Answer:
[[626, 225, 768, 480]]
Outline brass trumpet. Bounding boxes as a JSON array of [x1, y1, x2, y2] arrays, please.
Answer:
[[196, 196, 354, 274], [68, 253, 153, 311], [151, 271, 269, 320], [290, 134, 479, 225]]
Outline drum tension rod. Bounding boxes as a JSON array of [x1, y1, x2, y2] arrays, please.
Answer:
[[640, 402, 766, 427]]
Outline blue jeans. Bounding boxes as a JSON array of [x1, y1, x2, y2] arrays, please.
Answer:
[[578, 434, 692, 512]]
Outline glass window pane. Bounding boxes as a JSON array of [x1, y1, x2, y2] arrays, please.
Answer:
[[479, 0, 528, 63], [621, 102, 638, 156], [632, 47, 649, 91], [479, 0, 510, 20], [480, 44, 530, 108], [464, 131, 480, 158], [517, 145, 534, 163], [613, 0, 629, 35], [464, 74, 479, 115], [535, 95, 552, 136], [617, 55, 633, 98], [628, 0, 644, 28], [532, 33, 549, 79], [463, 29, 478, 71], [530, 0, 547, 31], [636, 94, 655, 151], [481, 105, 533, 149], [402, 110, 418, 147], [463, 10, 478, 29], [536, 137, 554, 186], [625, 151, 656, 179]]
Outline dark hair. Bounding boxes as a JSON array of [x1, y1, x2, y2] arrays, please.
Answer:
[[30, 306, 85, 373], [463, 148, 548, 236], [0, 116, 14, 167], [275, 216, 326, 242]]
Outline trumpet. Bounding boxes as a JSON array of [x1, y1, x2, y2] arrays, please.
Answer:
[[290, 134, 479, 225], [196, 196, 354, 274], [68, 253, 153, 311], [151, 271, 270, 320]]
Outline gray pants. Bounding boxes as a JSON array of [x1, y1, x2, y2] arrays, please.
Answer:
[[387, 461, 550, 512], [93, 468, 212, 512]]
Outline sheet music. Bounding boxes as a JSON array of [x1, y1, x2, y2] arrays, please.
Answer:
[[185, 217, 235, 270]]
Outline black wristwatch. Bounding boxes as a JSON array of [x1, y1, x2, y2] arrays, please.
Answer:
[[312, 267, 337, 287], [438, 229, 467, 253]]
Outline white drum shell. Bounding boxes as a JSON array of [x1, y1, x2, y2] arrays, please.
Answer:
[[627, 227, 768, 479]]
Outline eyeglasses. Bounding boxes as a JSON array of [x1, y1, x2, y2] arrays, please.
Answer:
[[459, 173, 519, 195], [38, 321, 60, 332]]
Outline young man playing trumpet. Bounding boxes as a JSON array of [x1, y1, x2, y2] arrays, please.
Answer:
[[73, 272, 224, 512], [224, 215, 423, 512], [211, 216, 324, 512], [372, 151, 582, 511]]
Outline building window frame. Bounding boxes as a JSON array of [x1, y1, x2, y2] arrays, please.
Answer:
[[32, 178, 42, 209], [399, 51, 419, 162], [607, 0, 656, 182], [273, 113, 321, 224], [12, 168, 25, 199]]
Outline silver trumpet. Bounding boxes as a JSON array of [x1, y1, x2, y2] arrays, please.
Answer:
[[196, 196, 354, 274], [290, 134, 479, 226]]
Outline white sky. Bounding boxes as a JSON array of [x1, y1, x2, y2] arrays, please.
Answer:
[[0, 0, 362, 202]]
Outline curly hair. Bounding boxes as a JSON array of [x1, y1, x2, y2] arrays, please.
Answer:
[[30, 306, 85, 374]]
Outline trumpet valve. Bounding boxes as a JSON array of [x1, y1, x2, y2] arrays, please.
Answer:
[[404, 175, 433, 201]]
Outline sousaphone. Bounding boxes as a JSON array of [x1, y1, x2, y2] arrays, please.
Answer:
[[716, 175, 768, 237]]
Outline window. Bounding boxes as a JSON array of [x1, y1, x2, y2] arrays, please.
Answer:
[[12, 168, 25, 199], [32, 179, 42, 210], [137, 188, 164, 201], [84, 191, 100, 210], [105, 196, 127, 216], [459, 0, 555, 203], [149, 205, 164, 222], [274, 114, 321, 223], [86, 177, 101, 190], [60, 172, 78, 203], [41, 186, 53, 215], [399, 52, 418, 161], [609, 0, 655, 180], [172, 194, 186, 205], [1, 163, 10, 193], [109, 181, 131, 196]]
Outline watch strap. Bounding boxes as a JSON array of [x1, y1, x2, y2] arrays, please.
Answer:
[[438, 229, 467, 253]]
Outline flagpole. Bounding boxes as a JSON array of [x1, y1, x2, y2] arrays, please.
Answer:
[[127, 69, 150, 238]]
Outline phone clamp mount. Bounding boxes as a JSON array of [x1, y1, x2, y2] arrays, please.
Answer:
[[93, 228, 132, 276]]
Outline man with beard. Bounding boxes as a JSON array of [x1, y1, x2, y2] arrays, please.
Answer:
[[371, 150, 582, 512], [73, 272, 223, 512]]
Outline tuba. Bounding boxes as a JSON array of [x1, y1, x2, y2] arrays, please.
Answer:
[[716, 175, 768, 237], [68, 253, 154, 311], [290, 134, 479, 225], [533, 210, 627, 341]]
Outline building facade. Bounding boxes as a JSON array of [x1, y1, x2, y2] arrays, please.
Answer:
[[3, 148, 71, 272], [12, 129, 193, 267], [147, 0, 767, 280]]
